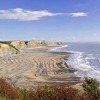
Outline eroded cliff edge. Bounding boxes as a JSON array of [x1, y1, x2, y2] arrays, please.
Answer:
[[0, 40, 63, 56]]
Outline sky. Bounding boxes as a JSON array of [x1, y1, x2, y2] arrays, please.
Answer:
[[0, 0, 100, 42]]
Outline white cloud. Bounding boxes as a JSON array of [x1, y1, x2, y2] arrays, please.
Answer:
[[69, 12, 87, 17], [0, 8, 87, 21], [0, 8, 62, 21]]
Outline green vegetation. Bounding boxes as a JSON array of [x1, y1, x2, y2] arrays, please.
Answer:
[[0, 77, 99, 100], [57, 42, 62, 45], [83, 77, 100, 100], [0, 41, 12, 44], [41, 40, 47, 46], [24, 41, 28, 45]]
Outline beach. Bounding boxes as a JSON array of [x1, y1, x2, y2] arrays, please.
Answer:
[[0, 46, 81, 88]]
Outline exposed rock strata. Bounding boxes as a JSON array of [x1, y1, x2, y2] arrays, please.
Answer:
[[11, 40, 26, 49], [0, 47, 80, 88], [27, 40, 62, 47], [0, 43, 17, 56]]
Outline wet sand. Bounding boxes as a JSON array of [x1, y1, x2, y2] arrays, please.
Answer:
[[0, 46, 81, 88]]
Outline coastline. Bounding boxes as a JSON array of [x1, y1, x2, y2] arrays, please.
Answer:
[[0, 45, 81, 89]]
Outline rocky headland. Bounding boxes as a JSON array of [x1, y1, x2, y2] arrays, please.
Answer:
[[0, 40, 62, 56]]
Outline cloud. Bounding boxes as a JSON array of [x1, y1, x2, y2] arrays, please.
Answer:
[[69, 12, 87, 17], [0, 8, 62, 21], [0, 8, 87, 21]]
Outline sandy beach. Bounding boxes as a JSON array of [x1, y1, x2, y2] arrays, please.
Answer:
[[0, 46, 81, 88]]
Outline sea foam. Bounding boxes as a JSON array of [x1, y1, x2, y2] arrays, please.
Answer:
[[50, 44, 100, 81]]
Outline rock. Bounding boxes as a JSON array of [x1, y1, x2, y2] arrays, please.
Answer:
[[11, 40, 26, 49], [27, 40, 63, 47], [0, 43, 17, 56], [27, 40, 41, 47], [0, 40, 63, 56]]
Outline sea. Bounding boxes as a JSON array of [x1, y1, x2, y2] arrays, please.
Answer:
[[50, 42, 100, 81]]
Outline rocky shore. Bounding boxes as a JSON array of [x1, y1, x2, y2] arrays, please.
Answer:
[[0, 44, 81, 89]]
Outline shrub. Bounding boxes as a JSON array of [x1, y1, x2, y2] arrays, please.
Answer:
[[0, 78, 98, 100], [83, 77, 100, 100], [28, 87, 60, 100], [82, 92, 96, 100], [41, 40, 47, 46], [52, 86, 82, 100], [26, 86, 82, 100], [0, 78, 18, 99], [17, 88, 30, 100]]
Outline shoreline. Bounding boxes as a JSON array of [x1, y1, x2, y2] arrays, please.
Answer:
[[0, 46, 82, 89]]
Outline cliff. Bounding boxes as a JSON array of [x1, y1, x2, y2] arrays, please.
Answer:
[[11, 40, 26, 49], [0, 40, 63, 56], [27, 40, 63, 47], [0, 43, 17, 56]]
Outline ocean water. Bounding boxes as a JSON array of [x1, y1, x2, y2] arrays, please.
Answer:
[[50, 42, 100, 81]]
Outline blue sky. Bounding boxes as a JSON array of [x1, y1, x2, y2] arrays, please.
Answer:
[[0, 0, 100, 42]]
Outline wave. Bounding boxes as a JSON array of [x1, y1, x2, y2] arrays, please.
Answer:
[[49, 45, 69, 52], [67, 52, 100, 81], [86, 54, 96, 60], [50, 44, 100, 81]]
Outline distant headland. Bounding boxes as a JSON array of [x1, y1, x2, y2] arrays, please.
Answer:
[[0, 40, 63, 56]]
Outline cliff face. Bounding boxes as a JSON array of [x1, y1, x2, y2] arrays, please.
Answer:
[[0, 43, 17, 56], [0, 40, 63, 56], [11, 41, 26, 49], [27, 40, 41, 47], [43, 41, 63, 46], [27, 40, 63, 47]]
